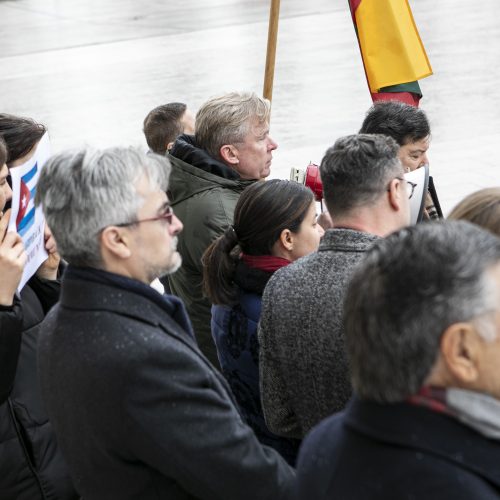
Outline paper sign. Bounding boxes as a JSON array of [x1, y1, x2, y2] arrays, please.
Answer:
[[8, 133, 51, 291]]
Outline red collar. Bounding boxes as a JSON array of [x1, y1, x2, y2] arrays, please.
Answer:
[[241, 253, 291, 273]]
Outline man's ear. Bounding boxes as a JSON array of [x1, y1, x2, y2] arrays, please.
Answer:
[[100, 226, 132, 260], [440, 322, 481, 384], [219, 144, 239, 166], [387, 177, 404, 211]]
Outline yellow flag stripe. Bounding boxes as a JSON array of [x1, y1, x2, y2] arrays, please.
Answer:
[[355, 0, 433, 92]]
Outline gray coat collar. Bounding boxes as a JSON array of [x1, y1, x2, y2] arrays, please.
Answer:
[[319, 228, 379, 253]]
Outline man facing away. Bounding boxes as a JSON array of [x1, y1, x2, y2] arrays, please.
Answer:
[[296, 221, 500, 499], [35, 148, 294, 500], [168, 91, 278, 366], [143, 102, 196, 155], [258, 134, 411, 439]]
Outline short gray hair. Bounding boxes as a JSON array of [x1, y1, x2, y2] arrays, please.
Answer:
[[320, 134, 403, 217], [35, 147, 170, 267], [344, 221, 500, 403], [195, 91, 271, 161]]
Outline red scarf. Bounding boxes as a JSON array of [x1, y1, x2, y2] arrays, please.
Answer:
[[241, 253, 291, 273]]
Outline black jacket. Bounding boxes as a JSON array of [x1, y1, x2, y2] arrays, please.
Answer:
[[0, 276, 77, 499], [38, 266, 294, 500], [295, 397, 500, 499]]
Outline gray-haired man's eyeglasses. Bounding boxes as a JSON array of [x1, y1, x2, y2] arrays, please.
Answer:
[[388, 177, 417, 200]]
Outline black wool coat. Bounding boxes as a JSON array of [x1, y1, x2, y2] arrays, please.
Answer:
[[295, 397, 500, 500], [38, 267, 294, 500]]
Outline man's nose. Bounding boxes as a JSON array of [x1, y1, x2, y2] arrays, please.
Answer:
[[268, 136, 278, 151], [170, 214, 183, 235]]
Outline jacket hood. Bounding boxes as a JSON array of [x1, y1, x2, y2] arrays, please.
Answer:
[[168, 135, 254, 204]]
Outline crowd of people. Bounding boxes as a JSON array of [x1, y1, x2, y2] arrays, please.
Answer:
[[0, 92, 499, 499]]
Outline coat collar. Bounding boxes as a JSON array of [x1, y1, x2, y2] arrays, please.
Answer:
[[60, 266, 196, 344], [319, 228, 379, 253], [345, 397, 500, 487]]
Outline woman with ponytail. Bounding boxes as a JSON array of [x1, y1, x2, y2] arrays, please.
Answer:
[[202, 179, 324, 464]]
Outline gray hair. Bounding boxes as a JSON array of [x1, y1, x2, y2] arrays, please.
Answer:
[[195, 91, 270, 161], [35, 147, 170, 267], [344, 221, 500, 403], [320, 134, 403, 217]]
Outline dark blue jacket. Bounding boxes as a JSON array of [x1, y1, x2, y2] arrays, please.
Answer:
[[295, 397, 500, 499], [211, 262, 300, 465]]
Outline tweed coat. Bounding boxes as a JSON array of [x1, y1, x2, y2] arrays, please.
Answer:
[[258, 229, 378, 439], [38, 266, 294, 500], [295, 397, 500, 499]]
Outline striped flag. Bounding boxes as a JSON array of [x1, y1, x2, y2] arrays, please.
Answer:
[[348, 0, 433, 106], [16, 162, 38, 237]]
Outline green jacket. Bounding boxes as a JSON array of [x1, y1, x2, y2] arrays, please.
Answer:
[[167, 136, 254, 366]]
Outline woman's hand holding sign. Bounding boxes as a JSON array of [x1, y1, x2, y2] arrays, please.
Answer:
[[0, 209, 27, 305], [36, 223, 60, 281]]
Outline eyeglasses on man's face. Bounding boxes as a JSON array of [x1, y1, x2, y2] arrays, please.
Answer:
[[388, 177, 417, 200], [114, 204, 175, 228]]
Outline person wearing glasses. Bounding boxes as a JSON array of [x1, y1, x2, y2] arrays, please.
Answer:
[[259, 134, 411, 440], [35, 147, 294, 500]]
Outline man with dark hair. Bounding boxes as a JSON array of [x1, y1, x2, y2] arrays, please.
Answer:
[[35, 147, 294, 500], [295, 221, 500, 499], [143, 102, 195, 154], [168, 91, 277, 366], [359, 100, 441, 219], [259, 134, 411, 439]]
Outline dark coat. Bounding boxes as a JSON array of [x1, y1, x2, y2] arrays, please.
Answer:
[[0, 276, 76, 500], [167, 135, 254, 366], [211, 262, 300, 465], [259, 229, 378, 438], [38, 266, 294, 500], [295, 397, 500, 500]]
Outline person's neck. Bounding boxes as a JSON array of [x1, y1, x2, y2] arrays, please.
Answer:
[[333, 208, 402, 237]]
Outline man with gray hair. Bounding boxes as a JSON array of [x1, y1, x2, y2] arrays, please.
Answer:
[[168, 91, 278, 366], [35, 148, 294, 499], [259, 134, 411, 439], [295, 221, 500, 499]]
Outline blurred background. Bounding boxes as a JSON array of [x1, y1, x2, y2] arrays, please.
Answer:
[[1, 0, 499, 213]]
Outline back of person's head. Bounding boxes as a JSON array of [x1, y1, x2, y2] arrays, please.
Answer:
[[448, 187, 500, 237], [0, 113, 46, 163], [202, 179, 314, 305], [344, 221, 500, 403], [0, 136, 7, 166], [195, 91, 270, 161], [35, 147, 170, 268], [359, 101, 430, 146], [320, 134, 403, 217], [143, 102, 187, 154]]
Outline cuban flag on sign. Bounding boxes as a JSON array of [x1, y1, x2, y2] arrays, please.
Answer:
[[16, 162, 38, 237]]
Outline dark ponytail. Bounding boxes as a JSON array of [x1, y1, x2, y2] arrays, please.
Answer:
[[203, 179, 314, 305], [202, 225, 241, 305]]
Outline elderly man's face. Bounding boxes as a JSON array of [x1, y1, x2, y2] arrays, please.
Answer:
[[398, 136, 430, 172], [232, 118, 278, 180], [472, 263, 500, 399], [127, 174, 183, 284]]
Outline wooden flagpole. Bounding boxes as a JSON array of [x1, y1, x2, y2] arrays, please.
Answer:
[[263, 0, 281, 103]]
